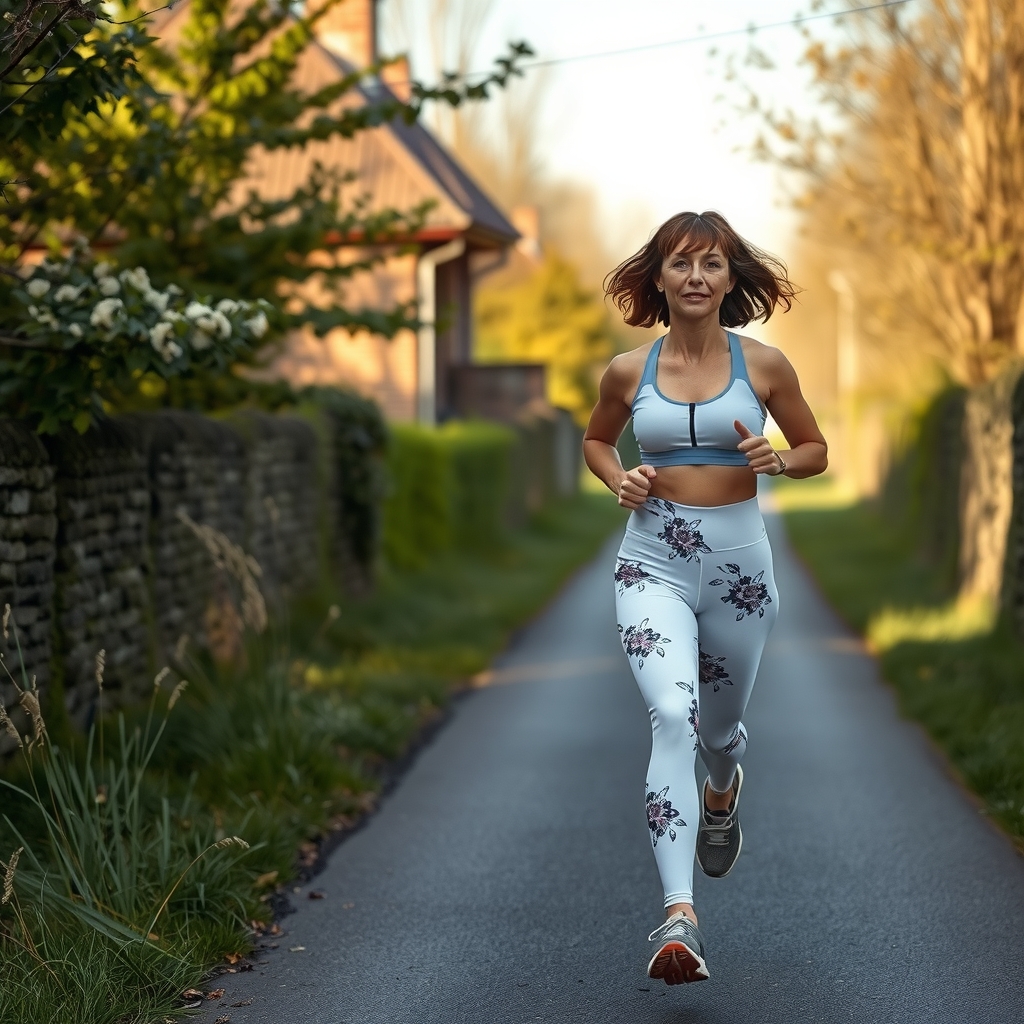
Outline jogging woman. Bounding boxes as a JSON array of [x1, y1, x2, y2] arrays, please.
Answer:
[[583, 211, 827, 985]]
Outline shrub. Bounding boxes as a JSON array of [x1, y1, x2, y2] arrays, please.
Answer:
[[1, 249, 272, 433], [382, 421, 517, 569], [303, 387, 389, 575]]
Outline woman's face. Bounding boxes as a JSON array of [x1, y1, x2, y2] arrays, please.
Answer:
[[655, 243, 735, 323]]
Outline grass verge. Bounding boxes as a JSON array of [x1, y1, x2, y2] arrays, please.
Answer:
[[0, 491, 626, 1024], [777, 476, 1024, 848]]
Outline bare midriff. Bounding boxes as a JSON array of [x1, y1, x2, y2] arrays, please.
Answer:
[[646, 464, 758, 508]]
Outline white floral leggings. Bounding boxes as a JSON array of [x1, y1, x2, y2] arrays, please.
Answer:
[[614, 496, 778, 908]]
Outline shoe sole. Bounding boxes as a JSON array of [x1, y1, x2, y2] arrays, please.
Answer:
[[647, 941, 710, 985], [697, 820, 743, 878]]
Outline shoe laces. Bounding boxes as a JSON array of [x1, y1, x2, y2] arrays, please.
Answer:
[[648, 912, 695, 943], [701, 814, 734, 846]]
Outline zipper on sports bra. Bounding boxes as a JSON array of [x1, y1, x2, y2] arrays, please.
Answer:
[[689, 403, 697, 447]]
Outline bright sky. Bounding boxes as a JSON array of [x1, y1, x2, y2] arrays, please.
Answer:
[[386, 0, 842, 263]]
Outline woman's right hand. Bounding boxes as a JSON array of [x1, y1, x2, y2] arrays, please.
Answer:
[[617, 464, 657, 509]]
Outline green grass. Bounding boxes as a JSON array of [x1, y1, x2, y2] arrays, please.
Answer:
[[778, 477, 1024, 847], [0, 491, 626, 1023]]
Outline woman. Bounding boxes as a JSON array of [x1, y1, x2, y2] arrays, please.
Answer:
[[584, 211, 827, 986]]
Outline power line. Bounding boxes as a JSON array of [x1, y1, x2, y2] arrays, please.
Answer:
[[506, 0, 917, 75]]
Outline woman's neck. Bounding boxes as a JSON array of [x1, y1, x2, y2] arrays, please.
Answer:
[[663, 318, 728, 363]]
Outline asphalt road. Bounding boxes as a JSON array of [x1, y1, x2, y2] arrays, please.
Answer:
[[202, 502, 1024, 1024]]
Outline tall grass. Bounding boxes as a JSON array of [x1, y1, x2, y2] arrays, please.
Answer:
[[0, 612, 257, 1022]]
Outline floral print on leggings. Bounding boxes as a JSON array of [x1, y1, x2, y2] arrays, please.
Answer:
[[646, 785, 686, 845], [708, 562, 773, 620], [618, 618, 670, 669]]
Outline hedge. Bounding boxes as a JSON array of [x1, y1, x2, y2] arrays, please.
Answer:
[[382, 420, 517, 569]]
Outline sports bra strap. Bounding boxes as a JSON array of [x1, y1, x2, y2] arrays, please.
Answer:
[[729, 331, 757, 390], [637, 336, 665, 391]]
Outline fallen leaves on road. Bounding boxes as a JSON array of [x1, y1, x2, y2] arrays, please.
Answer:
[[308, 890, 325, 899], [207, 989, 225, 1000], [232, 999, 254, 1007], [215, 1016, 231, 1023], [289, 945, 306, 952], [224, 952, 243, 964]]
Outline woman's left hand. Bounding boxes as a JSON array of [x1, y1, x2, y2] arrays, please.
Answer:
[[734, 420, 784, 476]]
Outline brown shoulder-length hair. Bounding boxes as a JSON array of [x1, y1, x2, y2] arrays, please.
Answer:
[[604, 211, 797, 329]]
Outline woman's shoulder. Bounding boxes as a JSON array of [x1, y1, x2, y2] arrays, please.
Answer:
[[604, 340, 657, 384], [734, 333, 793, 376], [600, 341, 658, 406], [733, 333, 799, 401]]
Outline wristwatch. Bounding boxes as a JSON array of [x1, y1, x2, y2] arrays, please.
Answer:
[[774, 451, 787, 475]]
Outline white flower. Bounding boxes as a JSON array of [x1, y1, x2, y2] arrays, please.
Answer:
[[244, 311, 269, 339], [195, 314, 218, 334], [26, 278, 50, 299], [161, 309, 184, 323], [191, 329, 214, 351], [68, 323, 83, 338], [144, 288, 169, 313], [54, 284, 83, 303], [90, 297, 124, 330], [93, 261, 114, 280], [121, 266, 150, 292], [184, 301, 213, 321], [150, 322, 183, 363], [27, 305, 38, 317], [165, 283, 183, 296], [216, 298, 240, 314], [211, 310, 232, 339], [98, 276, 120, 296], [149, 321, 174, 348]]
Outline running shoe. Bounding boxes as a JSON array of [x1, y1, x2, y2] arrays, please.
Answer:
[[696, 764, 744, 878], [647, 912, 709, 985]]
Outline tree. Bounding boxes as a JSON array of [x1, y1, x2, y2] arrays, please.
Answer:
[[1, 0, 531, 361], [474, 253, 616, 424], [747, 0, 1024, 608]]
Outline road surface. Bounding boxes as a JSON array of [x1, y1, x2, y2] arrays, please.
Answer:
[[202, 503, 1024, 1024]]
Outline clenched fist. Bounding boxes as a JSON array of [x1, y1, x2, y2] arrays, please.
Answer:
[[618, 464, 657, 509]]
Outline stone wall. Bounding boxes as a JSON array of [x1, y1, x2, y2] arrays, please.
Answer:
[[0, 410, 337, 753], [0, 422, 56, 744], [46, 422, 151, 728], [0, 400, 577, 754]]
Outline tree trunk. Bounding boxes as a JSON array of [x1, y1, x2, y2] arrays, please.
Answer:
[[957, 364, 1024, 607]]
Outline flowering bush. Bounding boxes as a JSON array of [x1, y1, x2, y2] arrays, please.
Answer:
[[0, 250, 274, 433]]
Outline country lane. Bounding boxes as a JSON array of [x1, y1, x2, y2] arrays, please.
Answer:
[[200, 498, 1024, 1024]]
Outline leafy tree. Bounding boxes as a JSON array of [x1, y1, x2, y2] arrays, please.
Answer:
[[474, 253, 616, 424], [1, 0, 531, 375], [744, 0, 1024, 609]]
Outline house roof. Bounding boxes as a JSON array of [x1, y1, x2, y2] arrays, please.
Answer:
[[149, 5, 518, 251]]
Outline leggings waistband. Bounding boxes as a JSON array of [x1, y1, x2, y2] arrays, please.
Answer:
[[624, 495, 766, 553]]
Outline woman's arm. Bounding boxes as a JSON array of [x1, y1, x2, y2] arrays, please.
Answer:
[[583, 355, 659, 509], [738, 345, 827, 478]]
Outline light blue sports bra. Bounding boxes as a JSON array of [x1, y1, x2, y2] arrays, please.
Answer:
[[631, 332, 766, 468]]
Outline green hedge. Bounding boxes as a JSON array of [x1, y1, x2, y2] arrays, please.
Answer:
[[382, 420, 516, 569], [880, 386, 965, 587]]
